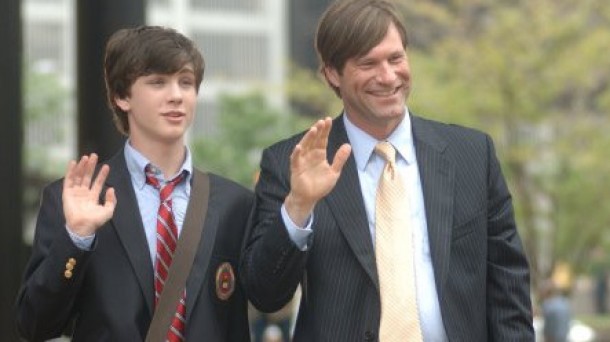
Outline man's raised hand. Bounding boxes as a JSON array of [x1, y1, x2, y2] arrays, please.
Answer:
[[285, 117, 351, 226]]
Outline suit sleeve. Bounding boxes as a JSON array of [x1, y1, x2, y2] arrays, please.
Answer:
[[15, 181, 91, 341], [240, 145, 309, 313], [484, 135, 535, 340]]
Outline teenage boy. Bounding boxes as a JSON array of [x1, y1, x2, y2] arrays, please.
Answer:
[[16, 26, 253, 341]]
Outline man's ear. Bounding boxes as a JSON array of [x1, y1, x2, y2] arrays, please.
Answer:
[[323, 66, 340, 88], [114, 96, 130, 112]]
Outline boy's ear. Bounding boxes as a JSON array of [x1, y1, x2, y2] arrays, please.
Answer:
[[114, 96, 130, 112]]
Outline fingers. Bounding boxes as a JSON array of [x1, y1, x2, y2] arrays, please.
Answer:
[[104, 187, 117, 213], [64, 153, 101, 190], [291, 117, 336, 172], [331, 143, 352, 173], [290, 121, 322, 170], [298, 117, 333, 152], [91, 164, 110, 196], [73, 155, 89, 186], [299, 124, 319, 153], [315, 117, 332, 150], [81, 153, 98, 189], [290, 144, 303, 171], [64, 155, 88, 189]]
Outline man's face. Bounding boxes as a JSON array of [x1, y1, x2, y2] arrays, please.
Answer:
[[115, 64, 198, 147], [326, 23, 411, 139]]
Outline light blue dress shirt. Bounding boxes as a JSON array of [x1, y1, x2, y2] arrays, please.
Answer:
[[67, 141, 192, 266], [282, 110, 448, 341]]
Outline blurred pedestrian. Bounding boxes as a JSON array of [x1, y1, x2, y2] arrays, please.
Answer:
[[541, 279, 571, 342], [594, 268, 608, 314]]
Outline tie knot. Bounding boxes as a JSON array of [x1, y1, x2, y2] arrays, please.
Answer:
[[375, 141, 396, 165], [145, 164, 185, 202]]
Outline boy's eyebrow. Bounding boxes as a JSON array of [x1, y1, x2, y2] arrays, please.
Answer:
[[177, 66, 195, 74]]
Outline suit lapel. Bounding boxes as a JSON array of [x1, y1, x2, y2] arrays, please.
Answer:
[[105, 153, 155, 315], [411, 116, 454, 301], [324, 116, 379, 289], [185, 174, 218, 321], [324, 115, 456, 297]]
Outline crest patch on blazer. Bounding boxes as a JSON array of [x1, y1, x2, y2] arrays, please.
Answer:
[[215, 262, 235, 301]]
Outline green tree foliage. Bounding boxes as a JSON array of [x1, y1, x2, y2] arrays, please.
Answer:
[[286, 64, 342, 118], [24, 67, 70, 177], [23, 67, 70, 212], [191, 93, 310, 188], [403, 0, 610, 284]]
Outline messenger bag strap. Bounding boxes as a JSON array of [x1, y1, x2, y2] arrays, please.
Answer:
[[146, 168, 209, 342]]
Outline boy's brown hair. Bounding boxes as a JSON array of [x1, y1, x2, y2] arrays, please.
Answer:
[[104, 26, 205, 135]]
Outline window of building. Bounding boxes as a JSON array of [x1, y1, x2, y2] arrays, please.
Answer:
[[193, 32, 269, 81], [190, 0, 264, 12]]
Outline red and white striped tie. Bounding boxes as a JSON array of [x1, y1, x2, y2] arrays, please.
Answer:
[[146, 165, 187, 342]]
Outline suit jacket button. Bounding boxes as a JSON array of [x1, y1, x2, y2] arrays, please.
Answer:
[[64, 270, 73, 279], [364, 330, 375, 341]]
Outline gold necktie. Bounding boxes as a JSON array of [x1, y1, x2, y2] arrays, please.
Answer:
[[375, 141, 422, 341]]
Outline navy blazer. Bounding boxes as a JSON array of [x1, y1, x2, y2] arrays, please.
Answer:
[[16, 152, 253, 341], [242, 114, 534, 341]]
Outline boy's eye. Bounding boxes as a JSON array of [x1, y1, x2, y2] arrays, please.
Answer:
[[180, 78, 195, 86], [144, 77, 165, 86]]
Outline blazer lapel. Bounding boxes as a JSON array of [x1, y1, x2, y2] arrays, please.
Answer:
[[411, 115, 454, 301], [185, 174, 218, 322], [105, 153, 155, 315], [324, 116, 379, 289]]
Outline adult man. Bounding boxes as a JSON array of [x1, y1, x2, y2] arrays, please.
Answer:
[[241, 0, 534, 340], [16, 26, 252, 341]]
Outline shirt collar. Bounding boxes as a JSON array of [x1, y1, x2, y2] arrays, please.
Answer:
[[124, 140, 193, 190], [343, 107, 415, 171]]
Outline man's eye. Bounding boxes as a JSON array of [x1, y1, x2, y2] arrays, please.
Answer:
[[390, 55, 405, 64], [358, 61, 375, 69]]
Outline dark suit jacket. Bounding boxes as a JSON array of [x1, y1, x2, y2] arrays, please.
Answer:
[[16, 152, 253, 341], [242, 114, 534, 341]]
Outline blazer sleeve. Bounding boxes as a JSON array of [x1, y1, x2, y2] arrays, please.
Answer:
[[484, 134, 535, 340], [15, 181, 91, 341], [240, 143, 308, 313]]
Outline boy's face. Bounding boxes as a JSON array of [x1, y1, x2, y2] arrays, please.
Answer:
[[115, 64, 198, 147]]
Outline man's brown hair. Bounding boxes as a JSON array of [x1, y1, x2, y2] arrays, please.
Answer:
[[315, 0, 408, 96], [104, 26, 205, 135]]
